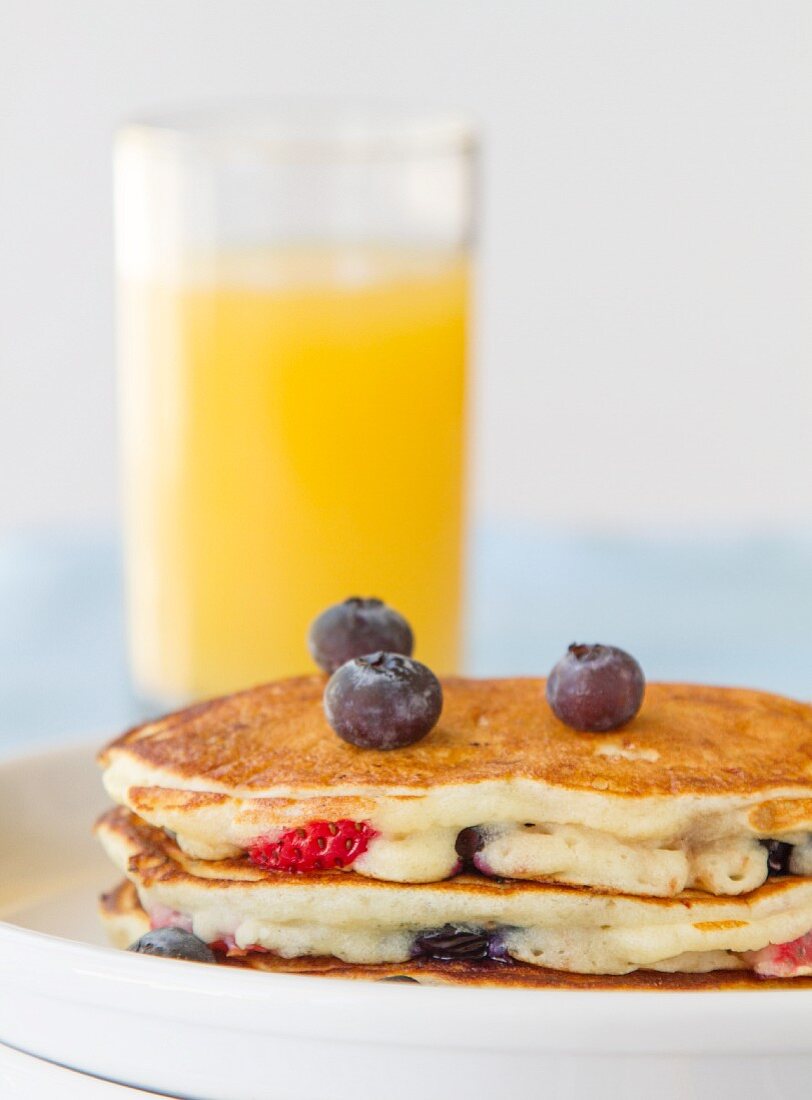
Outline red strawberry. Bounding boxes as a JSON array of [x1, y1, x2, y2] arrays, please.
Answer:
[[209, 937, 269, 957], [746, 930, 812, 977], [249, 819, 377, 873]]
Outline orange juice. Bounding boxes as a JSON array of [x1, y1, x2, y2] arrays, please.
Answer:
[[119, 247, 468, 702]]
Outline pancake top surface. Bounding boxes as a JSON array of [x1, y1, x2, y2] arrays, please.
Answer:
[[101, 676, 812, 798]]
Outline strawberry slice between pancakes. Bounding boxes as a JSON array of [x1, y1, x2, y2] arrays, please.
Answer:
[[249, 819, 377, 873], [745, 930, 812, 977]]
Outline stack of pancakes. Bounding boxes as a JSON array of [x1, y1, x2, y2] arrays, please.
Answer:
[[96, 676, 812, 985]]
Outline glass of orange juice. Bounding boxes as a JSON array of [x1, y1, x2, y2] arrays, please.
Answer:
[[115, 107, 476, 704]]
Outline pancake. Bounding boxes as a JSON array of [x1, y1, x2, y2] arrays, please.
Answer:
[[98, 677, 812, 896], [95, 808, 812, 978], [99, 880, 812, 990]]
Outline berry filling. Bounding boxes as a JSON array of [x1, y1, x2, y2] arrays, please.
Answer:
[[249, 819, 377, 873], [412, 925, 511, 964], [209, 936, 269, 957], [761, 839, 794, 876], [149, 904, 193, 933], [454, 826, 485, 868], [745, 929, 812, 977]]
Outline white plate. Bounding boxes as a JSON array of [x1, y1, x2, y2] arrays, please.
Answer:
[[1, 741, 811, 1100], [0, 1041, 175, 1098]]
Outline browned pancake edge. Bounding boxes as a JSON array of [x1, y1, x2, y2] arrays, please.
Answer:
[[100, 879, 812, 991], [99, 676, 812, 800], [96, 806, 812, 909]]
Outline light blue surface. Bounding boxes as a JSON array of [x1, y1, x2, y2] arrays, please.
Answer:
[[2, 527, 811, 752]]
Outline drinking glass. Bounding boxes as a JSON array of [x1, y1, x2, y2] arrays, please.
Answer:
[[115, 106, 476, 704]]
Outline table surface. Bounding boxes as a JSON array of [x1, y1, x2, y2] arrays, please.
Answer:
[[2, 525, 811, 754]]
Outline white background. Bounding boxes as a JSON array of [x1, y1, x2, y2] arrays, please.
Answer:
[[2, 0, 810, 534]]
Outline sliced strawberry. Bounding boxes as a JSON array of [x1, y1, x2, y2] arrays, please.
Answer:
[[209, 936, 269, 957], [249, 819, 377, 873], [745, 930, 812, 977], [149, 905, 193, 933]]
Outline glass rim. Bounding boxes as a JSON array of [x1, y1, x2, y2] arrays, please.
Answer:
[[117, 101, 478, 162]]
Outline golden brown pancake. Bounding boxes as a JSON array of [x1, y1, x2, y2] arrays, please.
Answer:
[[99, 879, 812, 991], [100, 677, 812, 798], [95, 808, 812, 978], [98, 677, 812, 897]]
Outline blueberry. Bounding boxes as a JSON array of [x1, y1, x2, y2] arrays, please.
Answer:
[[455, 826, 485, 866], [128, 927, 216, 963], [413, 925, 491, 961], [486, 932, 513, 963], [762, 839, 793, 876], [308, 598, 414, 674], [323, 652, 442, 750], [546, 643, 645, 732]]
